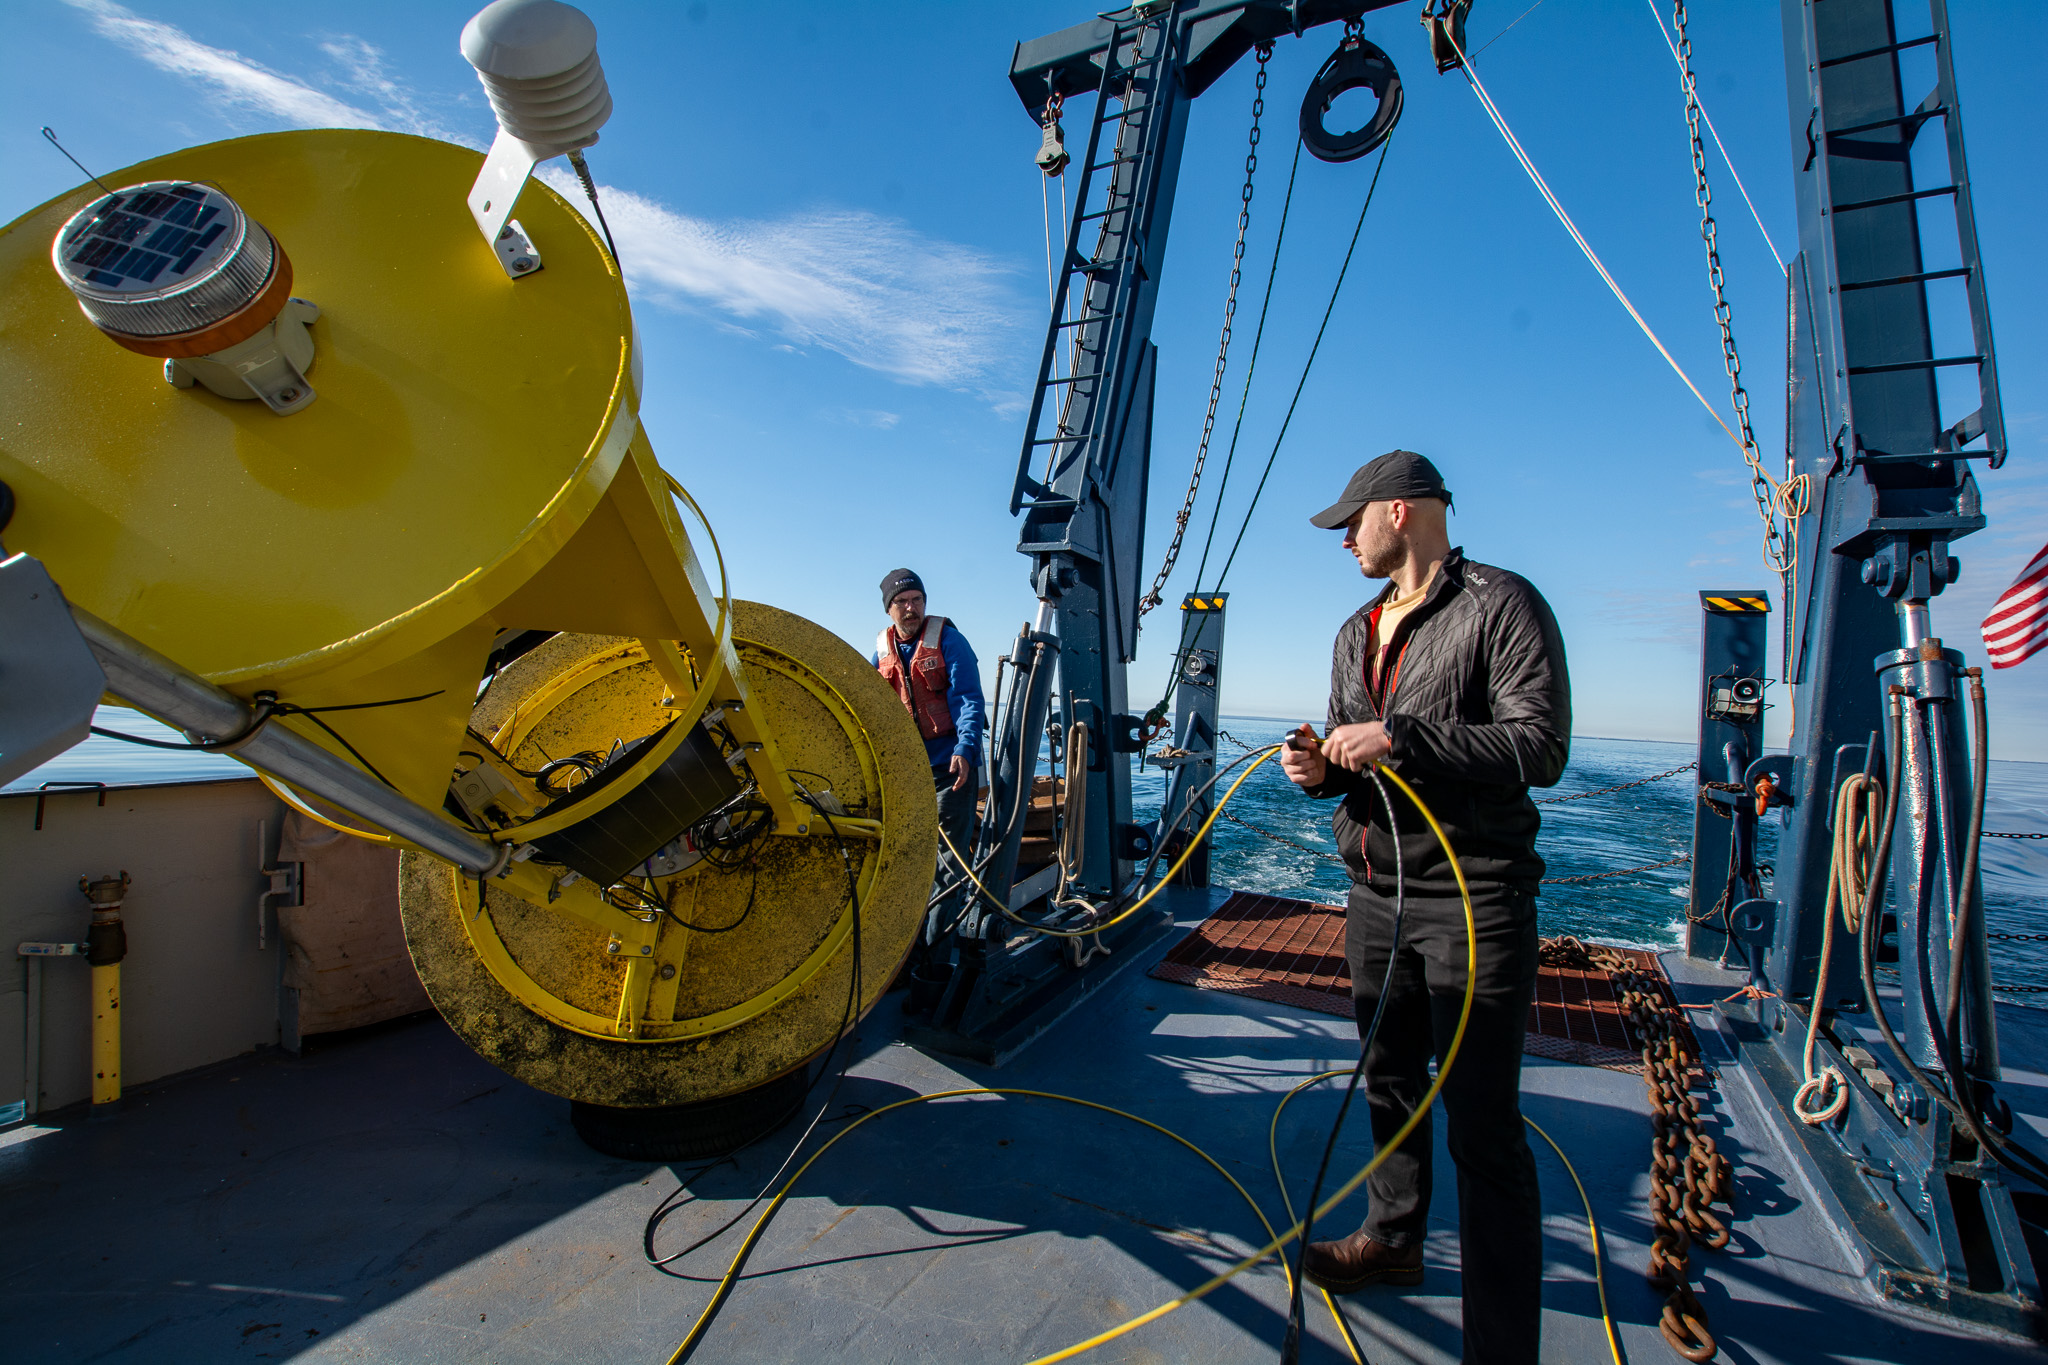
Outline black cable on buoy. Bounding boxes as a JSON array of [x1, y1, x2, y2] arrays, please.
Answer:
[[567, 148, 621, 267]]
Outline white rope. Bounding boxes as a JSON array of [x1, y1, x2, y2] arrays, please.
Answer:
[[1040, 171, 1057, 306], [1447, 29, 1748, 457], [1643, 0, 1788, 274]]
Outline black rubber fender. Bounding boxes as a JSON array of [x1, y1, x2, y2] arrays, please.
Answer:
[[1299, 37, 1403, 164], [569, 1067, 810, 1161]]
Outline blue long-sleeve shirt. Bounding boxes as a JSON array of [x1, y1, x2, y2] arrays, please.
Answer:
[[870, 621, 984, 770]]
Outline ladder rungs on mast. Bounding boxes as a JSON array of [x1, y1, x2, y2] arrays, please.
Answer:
[[1829, 106, 1947, 138], [1838, 266, 1972, 291], [1845, 354, 1983, 376], [1832, 184, 1958, 214], [1819, 32, 1939, 68]]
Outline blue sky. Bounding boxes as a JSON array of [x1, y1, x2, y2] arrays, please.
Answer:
[[6, 0, 2046, 759]]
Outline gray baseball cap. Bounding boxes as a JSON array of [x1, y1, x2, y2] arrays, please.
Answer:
[[1308, 450, 1453, 529]]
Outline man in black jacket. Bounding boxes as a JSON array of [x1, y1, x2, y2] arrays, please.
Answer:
[[1280, 450, 1569, 1365]]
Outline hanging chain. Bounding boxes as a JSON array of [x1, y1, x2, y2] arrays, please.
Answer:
[[1138, 44, 1273, 619], [1674, 0, 1799, 576]]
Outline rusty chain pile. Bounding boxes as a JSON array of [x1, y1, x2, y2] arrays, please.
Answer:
[[1542, 935, 1732, 1362]]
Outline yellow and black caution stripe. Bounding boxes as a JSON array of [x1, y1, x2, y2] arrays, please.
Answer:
[[1181, 594, 1229, 611], [1701, 592, 1770, 614]]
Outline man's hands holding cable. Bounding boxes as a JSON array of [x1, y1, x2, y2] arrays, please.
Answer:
[[1280, 721, 1391, 789]]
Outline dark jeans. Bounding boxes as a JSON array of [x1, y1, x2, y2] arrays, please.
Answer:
[[1343, 880, 1542, 1365], [925, 766, 977, 946]]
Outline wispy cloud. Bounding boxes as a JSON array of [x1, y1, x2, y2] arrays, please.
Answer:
[[540, 170, 1023, 392], [316, 33, 470, 145], [835, 408, 902, 430], [65, 0, 1029, 399], [65, 0, 382, 131]]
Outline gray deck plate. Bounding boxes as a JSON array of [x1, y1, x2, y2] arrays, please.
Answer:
[[3, 886, 2043, 1363]]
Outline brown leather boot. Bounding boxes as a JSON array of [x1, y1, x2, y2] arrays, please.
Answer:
[[1301, 1229, 1425, 1293]]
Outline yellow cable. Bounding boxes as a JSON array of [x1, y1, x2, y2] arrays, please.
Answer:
[[257, 772, 395, 845], [1269, 1068, 1373, 1365], [661, 471, 731, 663], [1022, 763, 1472, 1363], [1270, 1075, 1624, 1365], [1521, 1117, 1624, 1365], [659, 763, 1472, 1365], [662, 1088, 1297, 1365], [936, 746, 1283, 940]]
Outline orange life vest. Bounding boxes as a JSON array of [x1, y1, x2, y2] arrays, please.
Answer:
[[877, 615, 956, 742]]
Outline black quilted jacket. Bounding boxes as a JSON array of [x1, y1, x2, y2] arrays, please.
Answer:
[[1306, 548, 1571, 897]]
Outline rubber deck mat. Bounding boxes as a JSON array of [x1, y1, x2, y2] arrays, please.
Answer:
[[1149, 891, 1689, 1071]]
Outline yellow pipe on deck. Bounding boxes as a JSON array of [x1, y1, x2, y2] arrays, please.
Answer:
[[91, 962, 120, 1108]]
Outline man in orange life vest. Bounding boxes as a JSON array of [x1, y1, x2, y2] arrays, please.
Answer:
[[871, 569, 985, 937]]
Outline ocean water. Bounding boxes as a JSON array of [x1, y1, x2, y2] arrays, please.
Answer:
[[1132, 716, 2048, 1003], [12, 709, 2045, 999]]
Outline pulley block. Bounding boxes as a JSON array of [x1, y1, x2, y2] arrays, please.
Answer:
[[1299, 36, 1404, 164]]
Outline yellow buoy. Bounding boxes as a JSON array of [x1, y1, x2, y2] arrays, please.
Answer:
[[1, 129, 934, 1108]]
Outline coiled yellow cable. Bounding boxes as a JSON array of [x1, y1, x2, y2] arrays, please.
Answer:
[[1020, 765, 1474, 1364], [660, 763, 1477, 1364], [661, 1087, 1300, 1365], [1268, 1078, 1623, 1365]]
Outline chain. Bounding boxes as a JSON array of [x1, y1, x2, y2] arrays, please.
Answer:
[[1672, 0, 1799, 577], [1535, 762, 1697, 805], [1213, 804, 1691, 886], [1218, 807, 1346, 862], [1544, 936, 1727, 1361], [1985, 830, 2048, 840], [1139, 44, 1272, 619], [1988, 932, 2048, 942], [1544, 853, 1691, 885]]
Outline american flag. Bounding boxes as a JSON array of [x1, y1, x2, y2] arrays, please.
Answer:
[[1983, 541, 2048, 670]]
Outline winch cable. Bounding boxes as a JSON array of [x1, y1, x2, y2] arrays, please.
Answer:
[[1147, 133, 1383, 733], [1269, 1075, 1625, 1365], [1211, 135, 1392, 596], [1139, 43, 1275, 621], [1278, 767, 1406, 1364], [1140, 134, 1304, 739], [658, 763, 1476, 1365], [1444, 28, 1751, 463], [1190, 136, 1303, 598], [1640, 0, 1786, 273]]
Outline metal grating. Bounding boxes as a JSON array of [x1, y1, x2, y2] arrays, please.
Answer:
[[1149, 892, 1690, 1072]]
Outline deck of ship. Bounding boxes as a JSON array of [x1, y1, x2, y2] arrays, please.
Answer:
[[4, 885, 2044, 1364]]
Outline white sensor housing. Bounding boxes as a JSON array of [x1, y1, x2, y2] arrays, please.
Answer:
[[461, 0, 612, 274]]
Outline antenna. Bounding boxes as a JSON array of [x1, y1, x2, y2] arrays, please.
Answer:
[[41, 128, 116, 200]]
